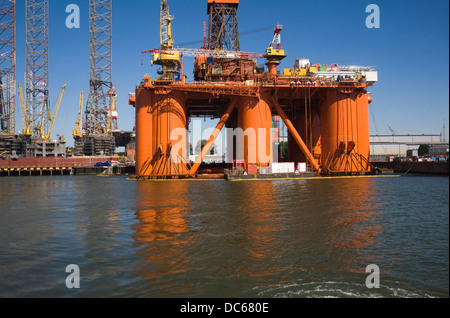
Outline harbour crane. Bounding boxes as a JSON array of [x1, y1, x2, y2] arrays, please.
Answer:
[[72, 91, 84, 139], [18, 83, 32, 136], [105, 94, 117, 132], [387, 124, 397, 135], [44, 84, 67, 141], [19, 82, 66, 140]]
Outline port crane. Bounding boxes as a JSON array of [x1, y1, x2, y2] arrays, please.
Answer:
[[387, 124, 397, 135], [105, 94, 117, 132], [18, 82, 66, 140], [72, 91, 84, 139], [44, 84, 67, 141], [18, 83, 32, 136]]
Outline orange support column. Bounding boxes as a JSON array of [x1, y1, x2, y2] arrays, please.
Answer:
[[150, 91, 188, 177], [355, 91, 371, 171], [311, 111, 322, 161], [238, 92, 273, 165], [320, 89, 339, 173], [320, 89, 371, 174], [135, 88, 153, 176]]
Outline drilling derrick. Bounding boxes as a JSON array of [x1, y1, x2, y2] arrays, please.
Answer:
[[0, 0, 16, 135], [25, 0, 49, 140], [192, 0, 262, 82], [207, 0, 240, 51], [77, 0, 115, 156]]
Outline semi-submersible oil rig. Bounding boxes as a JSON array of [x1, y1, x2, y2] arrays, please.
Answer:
[[129, 0, 379, 180]]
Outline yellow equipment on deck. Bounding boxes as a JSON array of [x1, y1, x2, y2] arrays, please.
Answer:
[[44, 84, 67, 141], [72, 91, 84, 139], [151, 0, 180, 81]]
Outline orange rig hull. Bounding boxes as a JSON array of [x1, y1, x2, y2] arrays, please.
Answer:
[[131, 81, 374, 179]]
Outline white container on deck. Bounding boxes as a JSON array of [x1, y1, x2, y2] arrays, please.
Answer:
[[297, 162, 307, 173], [271, 162, 295, 173]]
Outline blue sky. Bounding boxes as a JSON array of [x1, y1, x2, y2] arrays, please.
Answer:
[[13, 0, 449, 146]]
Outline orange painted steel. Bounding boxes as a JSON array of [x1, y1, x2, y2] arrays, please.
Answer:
[[190, 98, 237, 175], [133, 84, 373, 177], [153, 91, 188, 176], [266, 63, 277, 75], [321, 89, 344, 173], [238, 93, 273, 165], [130, 0, 378, 179], [319, 90, 334, 172], [172, 83, 260, 98], [135, 88, 153, 176], [134, 181, 191, 277], [135, 88, 189, 178], [269, 95, 321, 172], [355, 91, 371, 171], [311, 112, 322, 161], [320, 89, 371, 174]]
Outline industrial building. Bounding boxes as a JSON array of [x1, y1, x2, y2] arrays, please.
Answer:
[[370, 134, 448, 161]]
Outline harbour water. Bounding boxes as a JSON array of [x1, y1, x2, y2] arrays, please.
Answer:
[[0, 174, 448, 298]]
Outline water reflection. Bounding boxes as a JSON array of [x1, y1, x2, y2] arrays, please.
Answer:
[[238, 182, 277, 259], [132, 181, 192, 280], [326, 178, 386, 273], [231, 182, 281, 279], [279, 177, 388, 280], [0, 175, 447, 297], [127, 176, 439, 297]]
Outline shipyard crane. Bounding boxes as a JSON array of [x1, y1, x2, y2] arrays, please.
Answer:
[[443, 119, 446, 142], [151, 0, 180, 81], [18, 83, 32, 136], [387, 124, 397, 135], [72, 91, 84, 139], [105, 94, 117, 132], [18, 82, 66, 140], [44, 84, 67, 141]]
